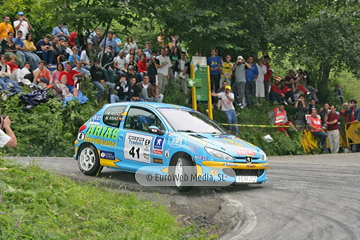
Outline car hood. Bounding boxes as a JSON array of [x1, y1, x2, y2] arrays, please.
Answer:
[[180, 133, 263, 158]]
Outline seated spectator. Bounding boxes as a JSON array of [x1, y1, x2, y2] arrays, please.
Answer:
[[13, 31, 26, 65], [6, 55, 23, 83], [143, 42, 152, 58], [334, 83, 343, 103], [99, 31, 117, 56], [126, 55, 137, 72], [69, 47, 80, 67], [102, 46, 115, 84], [134, 49, 143, 63], [59, 61, 81, 97], [52, 22, 70, 40], [110, 75, 141, 103], [279, 80, 295, 103], [123, 37, 138, 55], [294, 95, 309, 131], [54, 39, 69, 63], [51, 37, 59, 49], [90, 60, 114, 99], [68, 31, 77, 48], [51, 63, 64, 84], [126, 65, 140, 83], [268, 103, 297, 136], [36, 35, 54, 65], [307, 109, 330, 153], [284, 70, 298, 90], [113, 50, 126, 76], [137, 53, 148, 80], [136, 75, 162, 102], [0, 55, 22, 91], [125, 48, 136, 63], [33, 60, 52, 88], [308, 99, 317, 114], [63, 40, 72, 58], [1, 32, 23, 66], [80, 42, 95, 70], [23, 33, 41, 70], [20, 62, 33, 85], [73, 62, 90, 77], [269, 82, 283, 104]]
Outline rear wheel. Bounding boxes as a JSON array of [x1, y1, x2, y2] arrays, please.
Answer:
[[170, 154, 194, 192], [78, 144, 103, 176]]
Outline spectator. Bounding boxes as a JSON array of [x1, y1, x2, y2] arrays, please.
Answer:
[[6, 55, 23, 83], [143, 42, 152, 58], [341, 99, 360, 152], [0, 15, 14, 41], [36, 35, 54, 65], [63, 40, 72, 57], [325, 105, 340, 153], [211, 85, 239, 135], [294, 95, 309, 131], [90, 60, 114, 99], [268, 103, 297, 136], [68, 31, 77, 48], [101, 46, 115, 84], [174, 51, 190, 94], [52, 22, 70, 40], [136, 75, 162, 102], [99, 31, 117, 56], [113, 50, 127, 76], [319, 103, 330, 128], [126, 55, 137, 72], [334, 83, 343, 103], [20, 62, 33, 85], [263, 55, 272, 101], [0, 116, 17, 148], [1, 32, 22, 66], [59, 61, 81, 97], [12, 30, 26, 65], [123, 37, 138, 55], [126, 65, 140, 83], [0, 55, 22, 91], [13, 12, 32, 40], [23, 33, 41, 70], [51, 37, 59, 49], [134, 49, 143, 63], [113, 33, 122, 56], [207, 49, 221, 92], [80, 42, 95, 70], [73, 62, 90, 76], [214, 81, 228, 109], [284, 70, 298, 90], [125, 48, 136, 63], [220, 55, 233, 87], [51, 63, 64, 84], [307, 109, 330, 153], [146, 52, 159, 87], [308, 99, 317, 114], [245, 56, 258, 106], [91, 28, 102, 49], [54, 38, 69, 63], [302, 71, 319, 102], [255, 58, 267, 105], [169, 46, 180, 80], [232, 56, 251, 107], [111, 74, 128, 103], [137, 53, 148, 80], [279, 80, 295, 103], [33, 60, 52, 88], [156, 47, 171, 95], [269, 82, 283, 104], [68, 47, 80, 67]]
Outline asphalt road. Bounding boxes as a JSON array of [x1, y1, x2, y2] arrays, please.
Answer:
[[5, 153, 360, 240]]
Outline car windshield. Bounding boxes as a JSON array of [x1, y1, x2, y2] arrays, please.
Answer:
[[158, 108, 226, 134]]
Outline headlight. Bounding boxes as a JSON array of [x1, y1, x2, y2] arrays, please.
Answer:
[[205, 147, 234, 160], [260, 152, 267, 161]]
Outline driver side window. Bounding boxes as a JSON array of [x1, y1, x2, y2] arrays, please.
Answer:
[[124, 107, 164, 132]]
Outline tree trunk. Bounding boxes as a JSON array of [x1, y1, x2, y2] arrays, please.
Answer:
[[318, 62, 331, 93]]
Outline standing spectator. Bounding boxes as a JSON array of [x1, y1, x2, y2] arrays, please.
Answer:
[[268, 103, 297, 136], [175, 51, 190, 94], [146, 52, 159, 87], [334, 83, 343, 103], [308, 99, 317, 114], [207, 49, 221, 92], [90, 60, 114, 99], [12, 31, 26, 65], [341, 99, 360, 152], [214, 81, 228, 109], [143, 42, 152, 58], [51, 63, 64, 84], [137, 53, 148, 80], [255, 58, 267, 105], [33, 60, 52, 88], [1, 32, 22, 67], [13, 12, 32, 40], [156, 47, 171, 95], [307, 109, 330, 153], [99, 31, 117, 56], [294, 95, 309, 131], [0, 55, 22, 91], [91, 28, 102, 49], [325, 105, 340, 153], [0, 116, 17, 148], [220, 55, 233, 86], [113, 51, 127, 76], [232, 56, 251, 107], [169, 46, 180, 80], [0, 15, 14, 41], [123, 37, 138, 55], [36, 35, 54, 65], [113, 33, 122, 56], [52, 22, 70, 40], [211, 85, 239, 135], [245, 56, 258, 106], [101, 46, 115, 84], [23, 33, 41, 70], [319, 103, 330, 128], [263, 55, 272, 101], [59, 62, 81, 97], [136, 75, 162, 102]]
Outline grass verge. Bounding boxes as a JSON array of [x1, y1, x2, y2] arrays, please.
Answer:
[[0, 159, 208, 239]]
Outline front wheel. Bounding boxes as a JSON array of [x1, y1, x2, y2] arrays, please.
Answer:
[[170, 155, 194, 192], [78, 144, 103, 176]]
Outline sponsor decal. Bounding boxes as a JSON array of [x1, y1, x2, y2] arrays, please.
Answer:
[[224, 163, 237, 167], [168, 137, 185, 148], [262, 164, 269, 167], [246, 164, 256, 168], [235, 149, 256, 156], [77, 132, 85, 141], [168, 132, 174, 136], [153, 158, 163, 164], [212, 135, 228, 138], [154, 137, 164, 150], [209, 169, 218, 175], [86, 125, 120, 140], [91, 114, 102, 123], [124, 133, 153, 163], [84, 135, 116, 147], [165, 149, 170, 158], [194, 155, 208, 160], [152, 149, 163, 155], [100, 150, 115, 160]]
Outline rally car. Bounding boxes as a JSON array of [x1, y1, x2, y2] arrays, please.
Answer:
[[74, 102, 269, 191]]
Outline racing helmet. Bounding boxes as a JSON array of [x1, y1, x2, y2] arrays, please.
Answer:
[[137, 115, 154, 130]]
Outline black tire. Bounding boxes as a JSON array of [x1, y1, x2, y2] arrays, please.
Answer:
[[77, 144, 103, 176], [170, 154, 194, 192]]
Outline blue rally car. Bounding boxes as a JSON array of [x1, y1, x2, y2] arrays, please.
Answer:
[[74, 102, 269, 191]]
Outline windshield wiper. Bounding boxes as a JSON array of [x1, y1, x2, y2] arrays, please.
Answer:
[[177, 130, 195, 132]]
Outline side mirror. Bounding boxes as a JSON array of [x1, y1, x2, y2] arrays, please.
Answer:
[[148, 126, 165, 135]]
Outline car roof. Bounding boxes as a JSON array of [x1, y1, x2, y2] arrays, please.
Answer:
[[103, 102, 193, 110]]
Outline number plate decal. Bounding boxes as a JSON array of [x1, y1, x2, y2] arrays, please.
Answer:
[[235, 176, 258, 183], [124, 133, 153, 163]]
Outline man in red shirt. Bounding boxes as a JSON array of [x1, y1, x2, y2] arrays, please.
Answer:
[[325, 105, 340, 153], [59, 61, 80, 97], [137, 53, 148, 81], [263, 55, 272, 101]]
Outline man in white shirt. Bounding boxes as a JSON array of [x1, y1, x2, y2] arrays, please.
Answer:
[[175, 51, 190, 94], [13, 12, 32, 40], [113, 51, 127, 76], [0, 116, 17, 148], [156, 47, 171, 95]]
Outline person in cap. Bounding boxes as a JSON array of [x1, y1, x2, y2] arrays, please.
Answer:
[[211, 85, 239, 135], [13, 12, 32, 40], [232, 55, 252, 108]]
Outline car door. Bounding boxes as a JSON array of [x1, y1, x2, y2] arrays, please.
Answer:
[[122, 106, 167, 170]]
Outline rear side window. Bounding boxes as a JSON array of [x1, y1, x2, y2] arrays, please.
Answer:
[[103, 106, 127, 127]]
